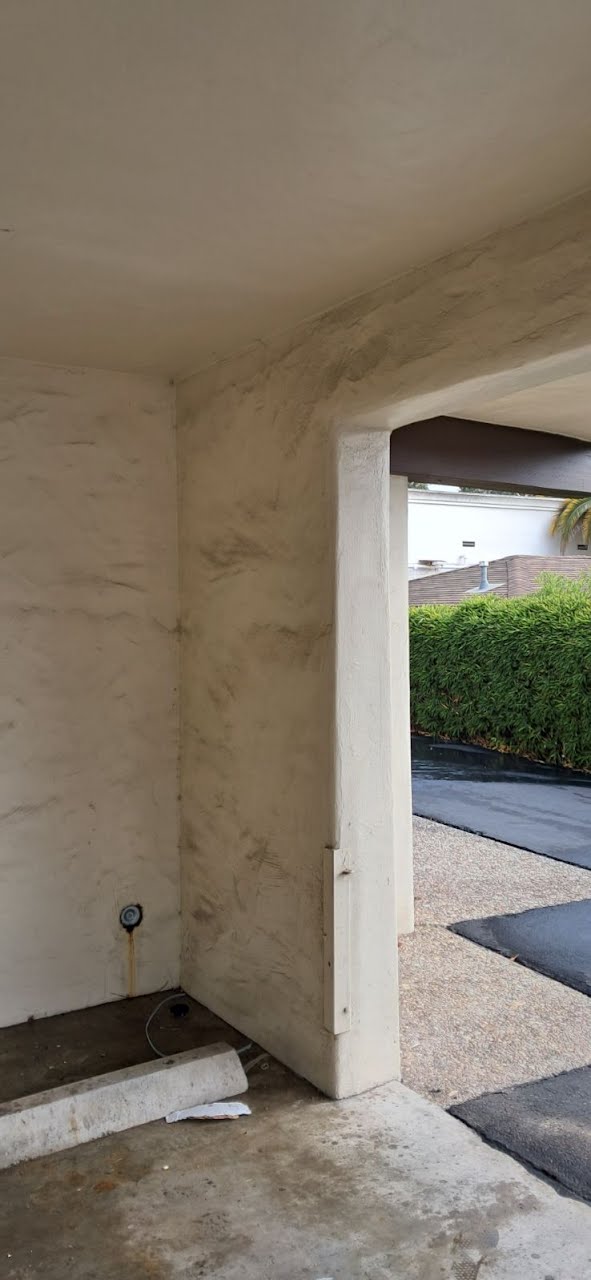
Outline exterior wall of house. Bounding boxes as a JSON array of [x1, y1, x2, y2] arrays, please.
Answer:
[[407, 491, 580, 577], [0, 359, 179, 1027], [177, 190, 591, 1098]]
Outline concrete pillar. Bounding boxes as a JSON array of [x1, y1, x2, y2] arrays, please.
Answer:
[[177, 392, 401, 1098], [331, 429, 400, 1096], [390, 475, 414, 935]]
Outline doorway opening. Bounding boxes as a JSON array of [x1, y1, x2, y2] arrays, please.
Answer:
[[391, 409, 591, 1200]]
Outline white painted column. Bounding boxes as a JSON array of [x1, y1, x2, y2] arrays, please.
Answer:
[[330, 429, 400, 1098], [390, 475, 414, 935]]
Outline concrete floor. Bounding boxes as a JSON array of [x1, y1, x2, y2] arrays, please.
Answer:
[[0, 991, 247, 1104], [400, 818, 591, 1107], [3, 818, 591, 1276], [3, 1055, 591, 1279]]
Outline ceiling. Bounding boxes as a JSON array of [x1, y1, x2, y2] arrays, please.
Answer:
[[3, 1, 591, 376], [460, 371, 591, 443]]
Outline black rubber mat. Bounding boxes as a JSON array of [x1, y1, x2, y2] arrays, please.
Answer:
[[412, 735, 591, 869], [450, 1067, 591, 1202], [450, 899, 591, 997]]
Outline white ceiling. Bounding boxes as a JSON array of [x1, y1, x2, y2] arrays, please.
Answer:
[[460, 371, 591, 442], [2, 0, 591, 376]]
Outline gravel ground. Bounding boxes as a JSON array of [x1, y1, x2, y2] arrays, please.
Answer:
[[399, 817, 591, 1108], [412, 815, 591, 925]]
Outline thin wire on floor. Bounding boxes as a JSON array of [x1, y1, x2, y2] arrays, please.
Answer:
[[144, 993, 254, 1060]]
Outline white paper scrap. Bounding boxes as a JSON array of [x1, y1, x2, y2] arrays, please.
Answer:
[[165, 1101, 251, 1123]]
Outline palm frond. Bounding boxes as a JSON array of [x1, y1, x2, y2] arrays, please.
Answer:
[[551, 496, 591, 551], [581, 506, 591, 547]]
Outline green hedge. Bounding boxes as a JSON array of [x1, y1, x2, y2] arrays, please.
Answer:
[[409, 573, 591, 770]]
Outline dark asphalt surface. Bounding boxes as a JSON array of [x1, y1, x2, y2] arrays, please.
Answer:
[[412, 735, 591, 869], [450, 1066, 591, 1202], [450, 899, 591, 997]]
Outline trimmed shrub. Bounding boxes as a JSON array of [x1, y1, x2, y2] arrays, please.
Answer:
[[409, 573, 591, 770]]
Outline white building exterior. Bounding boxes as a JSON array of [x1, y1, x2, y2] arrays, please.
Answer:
[[407, 490, 589, 578]]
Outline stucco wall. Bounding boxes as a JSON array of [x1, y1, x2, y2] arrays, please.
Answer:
[[177, 366, 339, 1091], [0, 359, 179, 1026], [177, 189, 591, 1098]]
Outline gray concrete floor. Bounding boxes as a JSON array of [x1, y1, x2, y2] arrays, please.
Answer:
[[3, 818, 591, 1277], [3, 1054, 591, 1279], [400, 818, 591, 1107], [0, 991, 248, 1104]]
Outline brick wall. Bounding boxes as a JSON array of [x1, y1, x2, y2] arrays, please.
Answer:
[[408, 555, 590, 606]]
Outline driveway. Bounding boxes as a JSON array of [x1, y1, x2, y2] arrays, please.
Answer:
[[400, 816, 591, 1201], [412, 734, 591, 869]]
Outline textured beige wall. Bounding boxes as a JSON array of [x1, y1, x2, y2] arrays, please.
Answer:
[[177, 190, 591, 1097], [0, 359, 179, 1026], [177, 363, 338, 1090]]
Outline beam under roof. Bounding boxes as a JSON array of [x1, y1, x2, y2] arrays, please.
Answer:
[[389, 417, 591, 497]]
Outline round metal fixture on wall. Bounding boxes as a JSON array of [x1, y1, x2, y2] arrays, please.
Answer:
[[119, 903, 143, 932]]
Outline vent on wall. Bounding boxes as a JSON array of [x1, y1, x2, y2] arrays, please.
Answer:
[[577, 544, 588, 551], [462, 540, 476, 548]]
